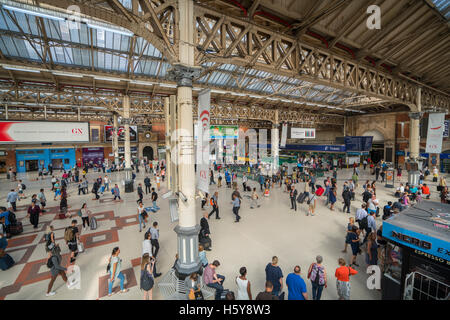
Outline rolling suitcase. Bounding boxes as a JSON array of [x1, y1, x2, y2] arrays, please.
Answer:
[[0, 253, 15, 270], [90, 217, 97, 230], [9, 222, 23, 235], [219, 289, 233, 300], [297, 192, 307, 203], [246, 186, 251, 192]]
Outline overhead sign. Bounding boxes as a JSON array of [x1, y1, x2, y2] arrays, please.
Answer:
[[210, 126, 238, 139], [280, 123, 288, 148], [443, 120, 449, 138], [104, 125, 138, 142], [291, 128, 315, 139], [0, 121, 89, 143], [197, 89, 210, 193], [280, 144, 346, 152], [345, 136, 373, 152], [426, 113, 445, 154]]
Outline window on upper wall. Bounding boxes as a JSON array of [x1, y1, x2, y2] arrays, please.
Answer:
[[91, 128, 100, 142]]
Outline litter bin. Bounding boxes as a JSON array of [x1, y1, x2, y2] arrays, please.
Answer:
[[124, 179, 134, 193], [385, 168, 394, 188]]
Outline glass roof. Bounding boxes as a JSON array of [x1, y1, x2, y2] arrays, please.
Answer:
[[0, 5, 356, 107]]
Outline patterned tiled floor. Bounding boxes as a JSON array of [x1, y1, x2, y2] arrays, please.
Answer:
[[0, 168, 446, 300]]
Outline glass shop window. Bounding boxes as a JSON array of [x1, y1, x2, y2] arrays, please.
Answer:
[[91, 128, 100, 142], [64, 159, 70, 164]]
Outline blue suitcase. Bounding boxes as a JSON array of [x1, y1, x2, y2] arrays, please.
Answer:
[[0, 253, 15, 270]]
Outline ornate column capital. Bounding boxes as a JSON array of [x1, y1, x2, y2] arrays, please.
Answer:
[[408, 112, 423, 120], [167, 63, 202, 87]]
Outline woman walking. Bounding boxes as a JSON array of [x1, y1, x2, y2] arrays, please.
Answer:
[[335, 258, 358, 300], [329, 183, 337, 211], [27, 202, 41, 229], [140, 253, 154, 300], [235, 267, 252, 300], [107, 247, 129, 296], [79, 203, 91, 230], [348, 226, 361, 267], [307, 255, 327, 300], [366, 232, 378, 266], [342, 217, 355, 253], [44, 225, 56, 258]]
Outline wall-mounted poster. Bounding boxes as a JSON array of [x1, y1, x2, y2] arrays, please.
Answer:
[[104, 125, 138, 142]]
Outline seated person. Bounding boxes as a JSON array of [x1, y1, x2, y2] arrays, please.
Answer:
[[409, 185, 418, 201], [0, 232, 15, 270], [383, 202, 393, 220], [421, 184, 430, 199]]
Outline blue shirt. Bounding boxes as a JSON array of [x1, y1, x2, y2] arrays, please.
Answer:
[[265, 263, 283, 292], [368, 214, 377, 232], [0, 211, 10, 226], [286, 273, 307, 300], [232, 198, 240, 208], [7, 192, 18, 203], [410, 187, 418, 194]]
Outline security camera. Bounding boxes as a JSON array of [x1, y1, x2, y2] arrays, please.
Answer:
[[177, 192, 188, 202], [162, 190, 173, 199]]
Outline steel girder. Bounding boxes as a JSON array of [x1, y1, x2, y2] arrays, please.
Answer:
[[12, 0, 448, 112]]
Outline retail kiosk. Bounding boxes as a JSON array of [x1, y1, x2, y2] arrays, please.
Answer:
[[381, 202, 450, 300]]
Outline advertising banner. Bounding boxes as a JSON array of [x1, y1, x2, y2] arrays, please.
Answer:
[[425, 113, 445, 154], [443, 120, 449, 138], [197, 89, 210, 193], [104, 125, 138, 142], [345, 136, 373, 152], [280, 123, 288, 148], [210, 125, 238, 139], [291, 128, 316, 139], [0, 121, 89, 143]]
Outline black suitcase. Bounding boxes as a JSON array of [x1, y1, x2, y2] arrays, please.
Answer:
[[9, 222, 23, 235], [0, 253, 15, 270], [219, 289, 233, 300], [200, 236, 212, 250], [246, 186, 251, 192], [297, 192, 307, 204]]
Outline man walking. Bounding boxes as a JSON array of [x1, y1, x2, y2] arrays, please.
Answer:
[[286, 266, 308, 300], [149, 221, 160, 258], [290, 185, 298, 211], [7, 189, 18, 212], [151, 188, 160, 212], [137, 183, 144, 203], [208, 191, 220, 219], [232, 193, 241, 222], [144, 176, 151, 194]]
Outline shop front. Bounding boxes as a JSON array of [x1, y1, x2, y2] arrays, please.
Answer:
[[82, 147, 104, 167], [381, 202, 450, 300], [440, 153, 450, 173], [16, 148, 75, 173]]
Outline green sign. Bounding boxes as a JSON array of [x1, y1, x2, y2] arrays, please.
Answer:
[[210, 126, 238, 139]]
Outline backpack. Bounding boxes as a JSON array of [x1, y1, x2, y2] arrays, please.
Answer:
[[360, 216, 369, 230], [210, 198, 214, 206], [21, 184, 26, 190], [140, 263, 154, 291], [64, 227, 74, 243], [8, 211, 17, 225], [311, 264, 325, 285], [47, 256, 54, 269]]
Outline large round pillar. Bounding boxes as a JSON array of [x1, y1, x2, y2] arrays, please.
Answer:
[[168, 0, 202, 279], [113, 113, 120, 166], [407, 87, 423, 186], [271, 110, 279, 176], [123, 95, 133, 192]]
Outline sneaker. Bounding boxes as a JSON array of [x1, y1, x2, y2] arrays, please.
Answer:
[[46, 291, 56, 297], [216, 217, 221, 219], [154, 273, 162, 278], [70, 258, 76, 263]]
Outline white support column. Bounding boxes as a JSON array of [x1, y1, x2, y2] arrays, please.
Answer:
[[123, 95, 133, 190], [77, 107, 81, 121], [168, 0, 202, 278], [271, 110, 279, 176], [164, 97, 171, 189], [44, 105, 47, 120], [5, 104, 8, 120], [113, 113, 119, 166], [407, 87, 423, 186]]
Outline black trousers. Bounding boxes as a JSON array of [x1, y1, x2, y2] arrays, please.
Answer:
[[343, 201, 351, 213], [151, 239, 160, 258], [10, 201, 17, 212], [201, 199, 207, 209], [290, 197, 297, 211], [30, 213, 39, 228], [208, 205, 220, 218], [78, 188, 85, 195], [137, 193, 143, 203], [145, 185, 151, 194], [82, 216, 90, 228], [233, 207, 241, 221]]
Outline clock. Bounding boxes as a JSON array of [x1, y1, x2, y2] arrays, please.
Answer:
[[145, 132, 151, 139]]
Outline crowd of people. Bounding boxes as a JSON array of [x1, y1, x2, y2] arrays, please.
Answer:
[[1, 154, 448, 300]]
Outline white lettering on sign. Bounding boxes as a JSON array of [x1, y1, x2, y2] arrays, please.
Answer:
[[366, 5, 381, 30]]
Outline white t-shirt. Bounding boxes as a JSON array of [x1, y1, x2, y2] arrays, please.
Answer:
[[104, 177, 109, 184], [156, 177, 160, 183], [368, 198, 378, 211], [142, 239, 153, 257], [236, 277, 249, 300]]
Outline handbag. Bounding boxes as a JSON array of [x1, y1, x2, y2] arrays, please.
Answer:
[[188, 289, 195, 300], [77, 242, 84, 253]]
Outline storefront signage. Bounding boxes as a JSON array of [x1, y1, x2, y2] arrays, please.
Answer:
[[291, 128, 315, 139], [104, 125, 138, 142], [344, 136, 373, 152], [280, 144, 346, 152], [0, 121, 89, 143], [383, 222, 450, 261]]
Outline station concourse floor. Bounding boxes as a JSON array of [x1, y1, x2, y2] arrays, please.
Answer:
[[0, 167, 446, 300]]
